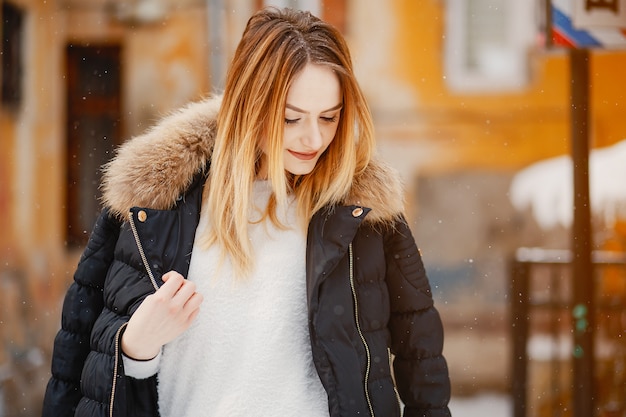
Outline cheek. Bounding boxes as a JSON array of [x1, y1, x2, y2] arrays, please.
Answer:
[[281, 130, 293, 149], [322, 125, 339, 148]]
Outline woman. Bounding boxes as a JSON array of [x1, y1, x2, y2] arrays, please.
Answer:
[[43, 7, 451, 417]]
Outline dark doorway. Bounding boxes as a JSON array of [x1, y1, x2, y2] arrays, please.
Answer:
[[65, 44, 122, 246], [2, 1, 24, 110]]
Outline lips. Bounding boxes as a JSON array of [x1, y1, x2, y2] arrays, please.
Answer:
[[289, 150, 317, 160]]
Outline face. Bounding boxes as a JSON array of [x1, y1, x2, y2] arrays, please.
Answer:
[[261, 63, 342, 177]]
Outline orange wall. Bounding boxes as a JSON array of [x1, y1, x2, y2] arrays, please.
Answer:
[[388, 0, 626, 173], [592, 51, 626, 146], [0, 114, 15, 256]]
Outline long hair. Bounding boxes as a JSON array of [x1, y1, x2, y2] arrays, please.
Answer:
[[202, 7, 375, 276]]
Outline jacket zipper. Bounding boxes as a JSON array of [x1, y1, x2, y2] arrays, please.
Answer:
[[128, 212, 160, 291], [348, 243, 375, 417], [110, 322, 128, 417], [109, 213, 159, 416], [388, 348, 402, 411]]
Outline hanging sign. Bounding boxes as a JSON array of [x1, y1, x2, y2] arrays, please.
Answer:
[[552, 0, 626, 47]]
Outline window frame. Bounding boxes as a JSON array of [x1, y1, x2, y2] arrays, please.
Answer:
[[444, 0, 537, 93]]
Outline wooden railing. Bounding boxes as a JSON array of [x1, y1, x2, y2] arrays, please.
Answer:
[[510, 248, 626, 417]]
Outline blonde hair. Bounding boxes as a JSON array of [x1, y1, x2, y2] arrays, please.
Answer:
[[202, 7, 375, 276]]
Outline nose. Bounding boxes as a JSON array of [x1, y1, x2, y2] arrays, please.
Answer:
[[302, 119, 323, 151]]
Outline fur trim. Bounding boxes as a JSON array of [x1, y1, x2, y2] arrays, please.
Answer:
[[347, 159, 405, 223], [100, 95, 404, 223], [101, 97, 220, 218]]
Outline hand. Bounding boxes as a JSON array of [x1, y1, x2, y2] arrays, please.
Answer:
[[121, 271, 203, 360]]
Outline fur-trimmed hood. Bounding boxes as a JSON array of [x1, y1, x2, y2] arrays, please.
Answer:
[[101, 95, 405, 224]]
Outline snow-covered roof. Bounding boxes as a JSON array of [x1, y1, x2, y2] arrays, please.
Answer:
[[509, 139, 626, 229]]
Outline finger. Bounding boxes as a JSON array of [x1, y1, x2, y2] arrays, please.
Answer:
[[157, 272, 185, 298], [184, 294, 204, 322], [172, 280, 198, 306], [186, 306, 201, 325], [184, 292, 204, 312], [161, 270, 183, 282]]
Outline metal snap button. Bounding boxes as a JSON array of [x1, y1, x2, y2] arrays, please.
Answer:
[[352, 207, 363, 217], [138, 210, 147, 222]]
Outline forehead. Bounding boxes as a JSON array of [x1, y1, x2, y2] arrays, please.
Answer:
[[286, 64, 341, 111]]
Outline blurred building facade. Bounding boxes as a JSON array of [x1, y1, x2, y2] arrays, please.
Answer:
[[1, 0, 626, 414]]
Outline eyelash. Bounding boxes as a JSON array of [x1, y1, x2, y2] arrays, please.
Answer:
[[284, 116, 338, 125]]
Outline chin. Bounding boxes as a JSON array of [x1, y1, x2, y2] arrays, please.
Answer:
[[287, 169, 314, 176], [286, 165, 316, 176]]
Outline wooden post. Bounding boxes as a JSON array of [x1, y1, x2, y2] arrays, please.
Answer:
[[510, 259, 530, 417], [569, 46, 595, 417]]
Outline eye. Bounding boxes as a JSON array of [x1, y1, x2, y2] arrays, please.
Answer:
[[285, 118, 300, 125], [321, 116, 338, 123]]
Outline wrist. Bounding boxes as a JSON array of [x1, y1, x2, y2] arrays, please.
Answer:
[[122, 349, 162, 379], [121, 330, 161, 360]]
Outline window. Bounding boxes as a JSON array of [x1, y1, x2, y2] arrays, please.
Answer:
[[261, 0, 321, 16], [2, 1, 24, 110], [257, 0, 346, 33], [65, 45, 122, 246], [444, 0, 537, 93]]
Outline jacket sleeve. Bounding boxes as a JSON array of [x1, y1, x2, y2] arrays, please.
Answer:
[[384, 216, 451, 417], [42, 208, 121, 417]]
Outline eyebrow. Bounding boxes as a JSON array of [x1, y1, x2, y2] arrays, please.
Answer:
[[285, 102, 343, 114]]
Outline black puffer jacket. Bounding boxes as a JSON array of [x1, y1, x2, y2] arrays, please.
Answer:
[[42, 96, 450, 417]]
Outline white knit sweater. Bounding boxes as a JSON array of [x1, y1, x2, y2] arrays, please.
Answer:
[[124, 181, 329, 417]]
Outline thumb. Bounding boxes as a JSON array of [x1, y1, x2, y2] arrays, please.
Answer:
[[161, 271, 181, 282]]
